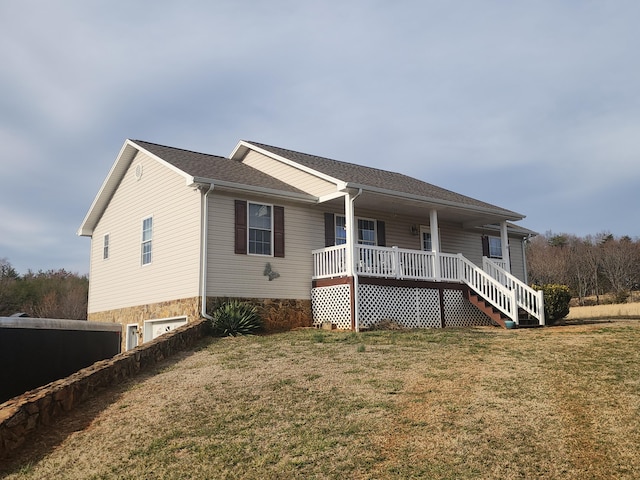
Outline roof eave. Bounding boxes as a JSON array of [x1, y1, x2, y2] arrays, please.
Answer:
[[342, 182, 525, 222], [190, 177, 318, 203], [77, 140, 138, 237]]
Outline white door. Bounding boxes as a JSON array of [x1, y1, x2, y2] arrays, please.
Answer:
[[126, 324, 139, 350]]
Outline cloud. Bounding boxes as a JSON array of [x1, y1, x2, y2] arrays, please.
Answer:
[[1, 0, 640, 275]]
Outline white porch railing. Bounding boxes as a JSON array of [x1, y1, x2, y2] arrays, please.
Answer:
[[312, 244, 347, 279], [483, 257, 546, 326], [311, 245, 522, 323]]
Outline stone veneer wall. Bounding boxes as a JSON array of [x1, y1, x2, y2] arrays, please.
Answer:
[[88, 297, 201, 350], [0, 318, 209, 458], [207, 297, 313, 332], [89, 296, 311, 350]]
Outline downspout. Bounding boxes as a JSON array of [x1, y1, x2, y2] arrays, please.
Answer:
[[522, 234, 531, 285], [200, 184, 215, 321], [350, 188, 363, 332]]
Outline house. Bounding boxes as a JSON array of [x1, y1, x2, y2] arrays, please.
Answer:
[[78, 139, 544, 349]]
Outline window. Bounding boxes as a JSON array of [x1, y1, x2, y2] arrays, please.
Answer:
[[248, 202, 272, 255], [141, 217, 153, 265], [422, 231, 432, 252], [235, 200, 284, 257], [488, 237, 502, 258], [357, 218, 376, 245], [335, 215, 347, 245], [333, 215, 380, 246], [103, 234, 110, 260]]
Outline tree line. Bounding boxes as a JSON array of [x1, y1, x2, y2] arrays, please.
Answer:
[[0, 258, 88, 319], [526, 232, 640, 305]]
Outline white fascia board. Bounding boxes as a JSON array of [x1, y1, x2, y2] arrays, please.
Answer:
[[478, 222, 538, 237], [317, 190, 348, 203], [230, 141, 344, 186], [190, 176, 318, 203], [77, 139, 139, 237], [343, 182, 525, 222]]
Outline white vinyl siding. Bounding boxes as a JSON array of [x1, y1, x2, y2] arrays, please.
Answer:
[[242, 150, 337, 197], [207, 192, 324, 299], [88, 151, 201, 313]]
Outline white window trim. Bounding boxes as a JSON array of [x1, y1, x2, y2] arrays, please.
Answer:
[[419, 225, 441, 252], [103, 233, 110, 260], [247, 202, 274, 256], [336, 214, 378, 245], [335, 215, 347, 245], [141, 215, 153, 266], [489, 236, 502, 259]]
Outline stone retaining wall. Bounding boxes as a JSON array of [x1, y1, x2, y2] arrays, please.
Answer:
[[0, 317, 210, 458]]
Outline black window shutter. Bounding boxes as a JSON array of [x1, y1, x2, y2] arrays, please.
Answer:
[[234, 200, 247, 255], [324, 213, 335, 247], [377, 220, 386, 247], [481, 235, 490, 257], [274, 206, 285, 258]]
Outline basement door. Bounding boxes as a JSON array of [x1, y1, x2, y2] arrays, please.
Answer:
[[143, 316, 187, 343], [126, 324, 139, 351]]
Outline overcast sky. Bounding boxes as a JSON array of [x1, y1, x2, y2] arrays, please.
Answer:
[[1, 1, 639, 275]]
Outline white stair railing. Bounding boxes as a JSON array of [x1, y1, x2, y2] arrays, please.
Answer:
[[483, 257, 545, 326], [457, 254, 518, 323]]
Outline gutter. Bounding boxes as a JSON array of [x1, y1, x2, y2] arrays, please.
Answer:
[[342, 182, 525, 221], [189, 177, 317, 203], [200, 184, 216, 321]]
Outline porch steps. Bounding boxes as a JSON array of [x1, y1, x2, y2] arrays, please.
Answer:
[[464, 291, 508, 329], [465, 291, 542, 329]]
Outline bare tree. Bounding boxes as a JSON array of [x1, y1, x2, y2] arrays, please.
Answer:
[[526, 232, 570, 285], [599, 236, 640, 302]]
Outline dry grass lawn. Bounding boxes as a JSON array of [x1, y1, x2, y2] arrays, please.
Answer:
[[3, 321, 640, 479], [567, 301, 640, 320]]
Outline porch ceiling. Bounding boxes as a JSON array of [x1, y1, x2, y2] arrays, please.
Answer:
[[319, 190, 523, 228]]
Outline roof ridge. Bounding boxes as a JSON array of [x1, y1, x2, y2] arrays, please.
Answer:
[[245, 140, 414, 178]]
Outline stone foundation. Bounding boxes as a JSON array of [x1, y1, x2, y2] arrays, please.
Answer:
[[88, 296, 311, 350], [207, 297, 313, 332], [88, 297, 201, 350]]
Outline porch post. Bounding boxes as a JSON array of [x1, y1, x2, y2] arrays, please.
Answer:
[[345, 189, 363, 332], [500, 221, 511, 273], [430, 209, 441, 280], [345, 193, 355, 277]]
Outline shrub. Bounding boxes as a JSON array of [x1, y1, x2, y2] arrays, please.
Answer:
[[614, 290, 630, 304], [210, 300, 263, 336], [533, 284, 571, 325]]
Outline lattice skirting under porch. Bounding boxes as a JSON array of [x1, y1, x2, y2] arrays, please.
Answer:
[[311, 280, 492, 330]]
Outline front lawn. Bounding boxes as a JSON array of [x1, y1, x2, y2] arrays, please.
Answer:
[[3, 322, 640, 479]]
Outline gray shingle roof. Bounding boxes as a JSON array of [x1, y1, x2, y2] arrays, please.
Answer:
[[133, 140, 308, 195], [247, 141, 521, 216]]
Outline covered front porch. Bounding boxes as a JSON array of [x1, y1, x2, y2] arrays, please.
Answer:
[[310, 189, 544, 331], [312, 244, 544, 330]]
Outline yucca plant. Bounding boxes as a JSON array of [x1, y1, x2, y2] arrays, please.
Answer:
[[211, 300, 263, 336]]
